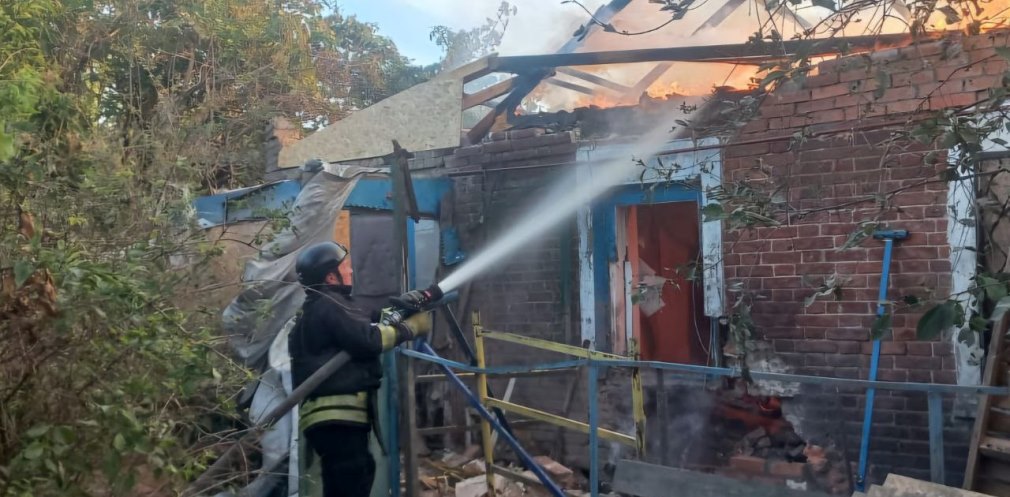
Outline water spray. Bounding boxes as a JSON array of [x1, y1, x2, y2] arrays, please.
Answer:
[[434, 122, 686, 295]]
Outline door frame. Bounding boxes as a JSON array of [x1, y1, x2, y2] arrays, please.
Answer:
[[576, 137, 725, 354]]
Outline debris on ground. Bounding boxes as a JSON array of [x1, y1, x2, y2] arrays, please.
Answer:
[[413, 448, 588, 497]]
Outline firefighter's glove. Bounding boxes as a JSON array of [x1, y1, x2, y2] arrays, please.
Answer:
[[390, 284, 443, 311], [397, 311, 432, 339]]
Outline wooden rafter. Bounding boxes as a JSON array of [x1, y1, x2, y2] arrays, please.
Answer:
[[626, 62, 673, 99], [545, 77, 599, 96], [463, 77, 518, 109], [556, 67, 632, 93]]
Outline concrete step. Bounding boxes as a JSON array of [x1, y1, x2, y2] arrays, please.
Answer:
[[883, 474, 996, 497]]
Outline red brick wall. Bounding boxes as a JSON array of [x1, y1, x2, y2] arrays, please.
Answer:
[[724, 31, 1010, 484]]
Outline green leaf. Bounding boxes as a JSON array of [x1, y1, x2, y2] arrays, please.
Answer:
[[871, 313, 892, 340], [979, 275, 1009, 301], [701, 202, 725, 222], [22, 444, 44, 461], [113, 433, 126, 451], [25, 424, 51, 438], [970, 315, 989, 332], [13, 260, 34, 288], [995, 47, 1010, 61], [916, 301, 957, 340]]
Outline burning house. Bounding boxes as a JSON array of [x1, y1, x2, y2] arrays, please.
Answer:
[[208, 1, 1010, 496]]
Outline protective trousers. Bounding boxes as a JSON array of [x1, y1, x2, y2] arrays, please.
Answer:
[[304, 425, 375, 497]]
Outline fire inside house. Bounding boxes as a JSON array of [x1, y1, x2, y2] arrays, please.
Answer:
[[199, 2, 1010, 497]]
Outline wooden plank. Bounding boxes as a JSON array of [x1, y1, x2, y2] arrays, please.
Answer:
[[966, 297, 1010, 490], [612, 459, 832, 497], [981, 436, 1010, 460], [466, 106, 503, 145], [489, 464, 583, 497], [391, 142, 419, 497], [448, 54, 500, 83], [463, 77, 518, 110], [625, 63, 672, 100], [544, 77, 597, 96], [556, 67, 632, 93], [493, 33, 922, 71]]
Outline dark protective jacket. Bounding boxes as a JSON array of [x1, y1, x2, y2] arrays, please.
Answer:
[[289, 285, 405, 429]]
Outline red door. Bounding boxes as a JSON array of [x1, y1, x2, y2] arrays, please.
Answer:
[[635, 202, 709, 364]]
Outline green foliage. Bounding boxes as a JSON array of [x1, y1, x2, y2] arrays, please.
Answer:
[[0, 0, 439, 495], [430, 2, 516, 70]]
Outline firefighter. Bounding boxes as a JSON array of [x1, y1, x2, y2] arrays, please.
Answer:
[[290, 241, 432, 497]]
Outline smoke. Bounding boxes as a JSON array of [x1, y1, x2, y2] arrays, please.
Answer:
[[395, 0, 607, 55]]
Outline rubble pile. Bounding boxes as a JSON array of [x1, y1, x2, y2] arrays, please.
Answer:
[[728, 427, 853, 495], [410, 447, 594, 497]]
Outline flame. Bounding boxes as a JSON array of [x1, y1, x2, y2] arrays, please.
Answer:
[[646, 81, 691, 99], [573, 92, 633, 108]]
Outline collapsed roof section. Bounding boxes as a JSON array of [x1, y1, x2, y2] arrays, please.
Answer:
[[276, 0, 933, 168]]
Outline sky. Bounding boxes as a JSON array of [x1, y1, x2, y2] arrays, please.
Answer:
[[333, 0, 607, 65]]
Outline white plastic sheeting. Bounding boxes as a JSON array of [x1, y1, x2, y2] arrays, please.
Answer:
[[213, 164, 383, 497], [222, 164, 382, 368]]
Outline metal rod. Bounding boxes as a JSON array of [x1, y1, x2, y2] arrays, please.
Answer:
[[857, 238, 895, 491], [928, 392, 947, 484], [484, 398, 637, 446], [588, 362, 600, 497], [399, 349, 1010, 396], [474, 312, 497, 497], [418, 342, 567, 497]]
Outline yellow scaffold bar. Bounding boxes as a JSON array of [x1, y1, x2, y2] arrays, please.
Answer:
[[484, 398, 637, 447], [480, 330, 626, 360]]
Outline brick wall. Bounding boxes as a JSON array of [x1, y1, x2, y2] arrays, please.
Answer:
[[724, 31, 1010, 484], [438, 129, 590, 452]]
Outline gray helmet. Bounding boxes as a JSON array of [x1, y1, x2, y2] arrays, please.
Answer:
[[296, 241, 348, 286]]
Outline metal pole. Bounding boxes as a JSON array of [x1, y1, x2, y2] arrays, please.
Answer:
[[474, 312, 497, 496], [857, 237, 894, 491], [928, 392, 946, 484], [588, 361, 600, 497], [417, 342, 566, 497]]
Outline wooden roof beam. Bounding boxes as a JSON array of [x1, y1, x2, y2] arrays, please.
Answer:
[[463, 77, 518, 109], [556, 67, 632, 93], [491, 33, 924, 70]]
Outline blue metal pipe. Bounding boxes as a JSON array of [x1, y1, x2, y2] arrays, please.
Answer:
[[418, 342, 567, 497], [398, 349, 1010, 395], [857, 238, 894, 491]]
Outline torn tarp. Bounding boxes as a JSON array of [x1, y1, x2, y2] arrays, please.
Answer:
[[221, 164, 383, 368]]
